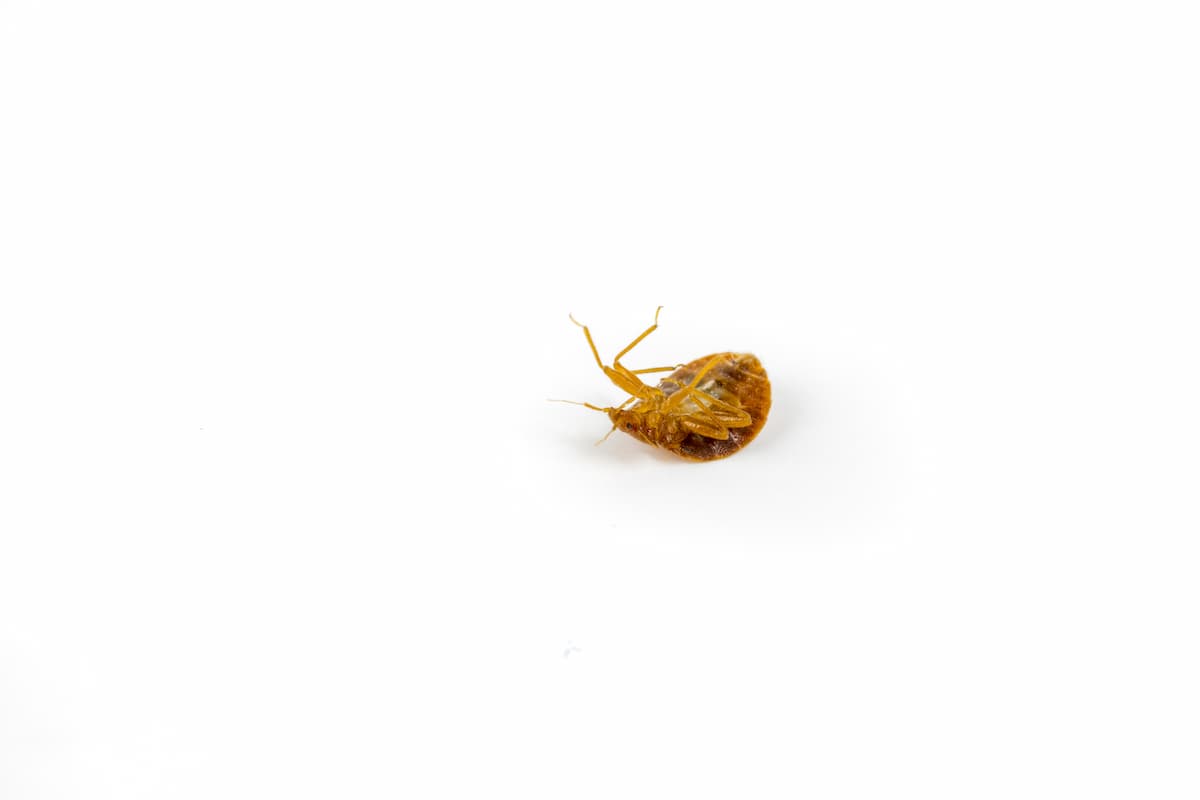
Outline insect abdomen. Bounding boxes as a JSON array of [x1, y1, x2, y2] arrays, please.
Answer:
[[633, 352, 771, 461]]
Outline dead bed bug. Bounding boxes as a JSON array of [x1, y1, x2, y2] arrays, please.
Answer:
[[554, 307, 771, 461]]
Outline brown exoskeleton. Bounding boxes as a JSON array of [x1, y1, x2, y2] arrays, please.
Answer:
[[556, 307, 771, 461]]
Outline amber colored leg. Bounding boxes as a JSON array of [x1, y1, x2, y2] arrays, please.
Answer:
[[685, 354, 726, 388], [612, 306, 664, 366], [571, 309, 673, 401], [680, 416, 730, 440], [663, 354, 726, 412], [663, 382, 751, 427], [569, 314, 605, 371], [678, 402, 731, 439], [684, 386, 752, 427]]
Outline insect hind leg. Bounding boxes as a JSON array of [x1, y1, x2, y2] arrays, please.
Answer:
[[663, 379, 752, 428], [687, 387, 752, 427], [663, 354, 728, 412]]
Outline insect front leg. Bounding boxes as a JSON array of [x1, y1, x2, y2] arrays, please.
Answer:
[[608, 307, 679, 399], [569, 313, 607, 371], [611, 306, 663, 368], [571, 309, 669, 402], [602, 365, 661, 399]]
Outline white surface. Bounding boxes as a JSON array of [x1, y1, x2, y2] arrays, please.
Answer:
[[2, 1, 1198, 797]]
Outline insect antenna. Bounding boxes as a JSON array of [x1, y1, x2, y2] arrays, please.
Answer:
[[549, 398, 619, 445], [594, 425, 618, 446], [547, 398, 608, 412]]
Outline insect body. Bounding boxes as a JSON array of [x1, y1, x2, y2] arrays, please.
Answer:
[[561, 307, 771, 461]]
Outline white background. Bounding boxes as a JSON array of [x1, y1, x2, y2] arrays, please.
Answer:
[[2, 1, 1198, 797]]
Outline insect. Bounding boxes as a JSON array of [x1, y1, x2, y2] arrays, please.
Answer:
[[556, 307, 771, 461]]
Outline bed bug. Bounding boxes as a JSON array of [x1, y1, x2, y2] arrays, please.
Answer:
[[555, 307, 771, 461]]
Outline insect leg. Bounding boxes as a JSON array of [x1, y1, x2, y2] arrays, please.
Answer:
[[606, 307, 678, 397], [683, 387, 752, 427], [678, 411, 730, 440], [612, 306, 664, 366], [568, 314, 606, 370], [684, 354, 726, 389], [571, 312, 663, 400], [654, 386, 732, 440], [662, 382, 751, 427], [662, 355, 729, 412], [663, 356, 723, 410]]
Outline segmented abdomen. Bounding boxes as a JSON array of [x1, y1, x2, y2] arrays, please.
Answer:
[[642, 352, 772, 461]]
